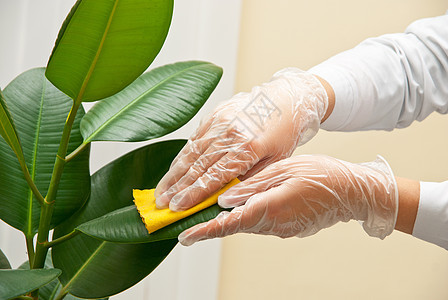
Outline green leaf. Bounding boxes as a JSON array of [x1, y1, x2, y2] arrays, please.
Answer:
[[0, 268, 61, 300], [52, 140, 185, 298], [19, 252, 107, 300], [0, 89, 26, 170], [46, 0, 174, 102], [76, 204, 228, 244], [76, 205, 149, 243], [80, 61, 223, 142], [0, 249, 11, 270], [0, 68, 90, 236]]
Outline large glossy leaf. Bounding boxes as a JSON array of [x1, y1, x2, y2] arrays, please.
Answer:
[[0, 268, 61, 300], [0, 89, 26, 170], [0, 68, 90, 236], [80, 61, 223, 142], [46, 0, 174, 102], [0, 249, 11, 270], [77, 204, 228, 244], [19, 253, 106, 300], [52, 140, 185, 298]]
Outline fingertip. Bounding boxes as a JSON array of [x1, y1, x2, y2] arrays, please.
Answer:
[[217, 195, 235, 208], [178, 224, 208, 246], [179, 239, 194, 247], [154, 186, 162, 198], [169, 188, 201, 211], [178, 230, 196, 246], [155, 193, 170, 209], [169, 202, 180, 212], [169, 200, 186, 212], [155, 200, 168, 210], [154, 180, 174, 201], [169, 193, 184, 210]]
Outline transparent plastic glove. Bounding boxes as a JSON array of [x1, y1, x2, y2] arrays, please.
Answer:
[[178, 155, 398, 246], [155, 68, 328, 211]]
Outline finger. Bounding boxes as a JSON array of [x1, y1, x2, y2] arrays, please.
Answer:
[[156, 120, 235, 204], [190, 93, 246, 140], [170, 119, 233, 169], [169, 139, 202, 169], [218, 163, 289, 208], [238, 155, 274, 181], [157, 118, 243, 208], [189, 96, 242, 141], [179, 182, 296, 246], [178, 207, 245, 246], [155, 139, 211, 207], [155, 140, 199, 196], [169, 150, 258, 211], [190, 111, 215, 140], [157, 144, 228, 209], [239, 184, 301, 238]]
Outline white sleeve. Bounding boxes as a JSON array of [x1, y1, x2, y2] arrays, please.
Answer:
[[413, 182, 448, 250], [309, 14, 448, 249], [309, 13, 448, 131]]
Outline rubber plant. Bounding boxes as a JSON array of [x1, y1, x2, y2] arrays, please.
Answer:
[[0, 1, 226, 299]]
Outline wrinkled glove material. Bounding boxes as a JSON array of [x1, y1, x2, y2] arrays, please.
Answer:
[[155, 68, 328, 211], [178, 155, 398, 246]]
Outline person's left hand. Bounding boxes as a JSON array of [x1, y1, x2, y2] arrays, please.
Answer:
[[154, 68, 329, 212], [178, 154, 398, 246]]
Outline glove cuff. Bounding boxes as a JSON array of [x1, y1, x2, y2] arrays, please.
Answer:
[[270, 68, 329, 146], [359, 155, 399, 239]]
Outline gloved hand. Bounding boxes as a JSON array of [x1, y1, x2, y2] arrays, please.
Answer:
[[178, 155, 398, 246], [155, 68, 329, 211]]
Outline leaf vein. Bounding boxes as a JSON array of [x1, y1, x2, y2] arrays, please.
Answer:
[[63, 241, 107, 292], [85, 63, 209, 142], [75, 0, 120, 102], [26, 77, 46, 236]]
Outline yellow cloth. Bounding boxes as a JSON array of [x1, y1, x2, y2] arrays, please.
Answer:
[[133, 178, 240, 234]]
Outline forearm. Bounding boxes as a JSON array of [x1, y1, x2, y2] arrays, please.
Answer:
[[315, 75, 335, 124], [394, 177, 419, 234], [390, 177, 448, 251]]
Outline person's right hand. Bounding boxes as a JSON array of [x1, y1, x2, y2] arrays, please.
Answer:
[[155, 68, 329, 211], [178, 154, 398, 246]]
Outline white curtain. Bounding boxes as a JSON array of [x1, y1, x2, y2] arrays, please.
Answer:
[[0, 1, 242, 299]]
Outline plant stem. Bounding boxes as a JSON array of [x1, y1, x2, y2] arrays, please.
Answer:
[[31, 101, 81, 300], [48, 281, 61, 300], [32, 101, 81, 271], [65, 142, 89, 163], [53, 289, 68, 300], [44, 230, 80, 248], [25, 235, 35, 266]]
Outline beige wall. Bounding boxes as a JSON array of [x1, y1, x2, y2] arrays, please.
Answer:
[[219, 1, 448, 299]]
